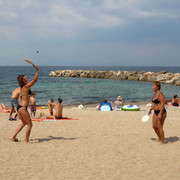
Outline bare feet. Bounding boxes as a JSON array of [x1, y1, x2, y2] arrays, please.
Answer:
[[10, 138, 18, 142]]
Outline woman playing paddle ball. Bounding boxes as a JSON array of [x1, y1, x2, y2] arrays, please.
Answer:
[[11, 65, 39, 143], [148, 81, 167, 144]]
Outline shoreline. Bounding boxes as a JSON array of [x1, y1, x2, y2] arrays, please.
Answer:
[[63, 100, 150, 108], [5, 99, 173, 109], [5, 101, 150, 109]]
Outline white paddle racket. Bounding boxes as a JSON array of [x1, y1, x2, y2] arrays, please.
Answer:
[[25, 59, 35, 66], [141, 112, 151, 122]]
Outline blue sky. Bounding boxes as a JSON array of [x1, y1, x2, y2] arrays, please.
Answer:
[[0, 0, 180, 66]]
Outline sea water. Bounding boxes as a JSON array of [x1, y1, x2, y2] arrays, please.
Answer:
[[0, 66, 180, 106]]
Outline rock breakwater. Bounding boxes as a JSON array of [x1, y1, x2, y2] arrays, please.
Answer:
[[48, 70, 180, 86]]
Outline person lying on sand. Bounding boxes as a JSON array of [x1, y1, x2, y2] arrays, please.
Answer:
[[46, 98, 64, 119], [0, 103, 10, 113]]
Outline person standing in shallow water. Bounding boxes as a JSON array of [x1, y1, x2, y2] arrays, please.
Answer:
[[11, 65, 39, 143], [149, 81, 167, 144]]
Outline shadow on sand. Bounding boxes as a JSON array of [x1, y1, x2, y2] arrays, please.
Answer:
[[33, 136, 78, 143], [151, 136, 179, 143]]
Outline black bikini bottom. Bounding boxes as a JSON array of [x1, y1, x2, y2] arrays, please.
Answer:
[[55, 116, 62, 119], [17, 104, 27, 112], [173, 102, 179, 106], [55, 116, 68, 119], [154, 108, 166, 116]]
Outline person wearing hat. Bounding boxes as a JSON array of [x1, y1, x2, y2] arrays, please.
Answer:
[[114, 96, 124, 110]]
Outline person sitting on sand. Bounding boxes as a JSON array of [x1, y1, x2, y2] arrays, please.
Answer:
[[46, 98, 64, 119], [48, 98, 54, 116], [97, 100, 113, 111], [114, 96, 124, 111], [171, 94, 180, 106], [9, 87, 20, 120], [30, 92, 36, 117]]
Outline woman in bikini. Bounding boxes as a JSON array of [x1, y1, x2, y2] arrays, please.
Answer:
[[11, 65, 39, 143], [149, 81, 167, 144]]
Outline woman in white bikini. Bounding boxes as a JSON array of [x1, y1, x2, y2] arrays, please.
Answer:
[[11, 65, 39, 143]]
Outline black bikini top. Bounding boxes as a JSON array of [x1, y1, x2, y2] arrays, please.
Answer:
[[152, 93, 161, 104], [152, 99, 160, 104], [20, 89, 32, 98], [28, 89, 32, 95]]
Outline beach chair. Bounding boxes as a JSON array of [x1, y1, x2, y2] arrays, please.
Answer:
[[100, 104, 111, 111]]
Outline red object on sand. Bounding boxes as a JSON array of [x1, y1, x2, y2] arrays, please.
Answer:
[[32, 117, 78, 122]]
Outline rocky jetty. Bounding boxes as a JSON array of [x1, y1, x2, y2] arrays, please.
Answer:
[[48, 70, 180, 86]]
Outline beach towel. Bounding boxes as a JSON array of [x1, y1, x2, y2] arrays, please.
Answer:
[[32, 117, 78, 122]]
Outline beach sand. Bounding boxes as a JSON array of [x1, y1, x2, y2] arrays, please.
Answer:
[[0, 104, 180, 180]]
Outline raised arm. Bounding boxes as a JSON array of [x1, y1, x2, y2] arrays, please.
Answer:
[[48, 102, 57, 106], [25, 65, 39, 88]]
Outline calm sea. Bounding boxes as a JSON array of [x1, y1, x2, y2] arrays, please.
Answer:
[[0, 66, 180, 106]]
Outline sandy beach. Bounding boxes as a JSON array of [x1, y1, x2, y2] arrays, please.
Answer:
[[0, 104, 180, 180]]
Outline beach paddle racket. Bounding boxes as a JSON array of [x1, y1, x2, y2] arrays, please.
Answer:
[[25, 59, 35, 66], [141, 112, 151, 122]]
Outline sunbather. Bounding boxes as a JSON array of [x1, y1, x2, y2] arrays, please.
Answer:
[[0, 103, 10, 113], [114, 96, 124, 110], [172, 94, 180, 106], [97, 100, 113, 111], [46, 98, 65, 119]]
